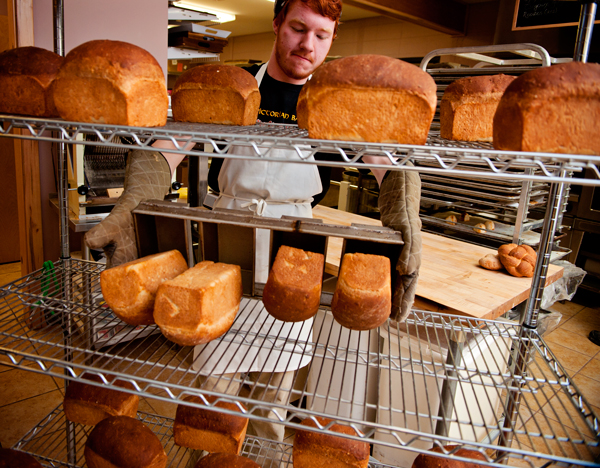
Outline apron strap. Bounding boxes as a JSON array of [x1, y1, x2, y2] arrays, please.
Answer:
[[218, 192, 312, 217], [255, 62, 268, 86]]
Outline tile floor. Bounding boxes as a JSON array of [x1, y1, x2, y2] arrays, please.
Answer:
[[0, 261, 598, 463]]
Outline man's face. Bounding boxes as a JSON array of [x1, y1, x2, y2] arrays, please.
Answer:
[[273, 1, 336, 82]]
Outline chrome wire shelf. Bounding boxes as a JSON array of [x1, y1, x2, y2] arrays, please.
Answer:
[[2, 259, 598, 467], [12, 406, 402, 468], [1, 115, 600, 186], [12, 407, 291, 468]]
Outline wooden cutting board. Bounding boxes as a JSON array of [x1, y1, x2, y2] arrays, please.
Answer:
[[312, 205, 564, 320]]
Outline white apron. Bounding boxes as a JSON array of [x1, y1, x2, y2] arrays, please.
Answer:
[[193, 64, 322, 375]]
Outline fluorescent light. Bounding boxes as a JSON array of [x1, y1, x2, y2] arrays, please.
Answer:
[[172, 1, 236, 23]]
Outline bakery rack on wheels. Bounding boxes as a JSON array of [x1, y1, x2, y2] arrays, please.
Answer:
[[417, 43, 575, 251], [1, 114, 600, 468]]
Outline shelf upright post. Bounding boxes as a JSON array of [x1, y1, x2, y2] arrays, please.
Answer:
[[496, 171, 568, 459], [574, 1, 597, 62], [52, 0, 76, 463]]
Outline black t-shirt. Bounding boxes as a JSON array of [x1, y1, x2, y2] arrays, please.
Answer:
[[208, 64, 332, 206]]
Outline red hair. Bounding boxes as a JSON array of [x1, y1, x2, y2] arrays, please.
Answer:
[[274, 0, 343, 38]]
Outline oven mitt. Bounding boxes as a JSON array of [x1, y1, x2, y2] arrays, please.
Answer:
[[378, 166, 422, 322], [84, 150, 171, 268]]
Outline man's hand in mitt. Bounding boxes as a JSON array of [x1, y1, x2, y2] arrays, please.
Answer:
[[378, 168, 422, 322], [84, 150, 171, 268]]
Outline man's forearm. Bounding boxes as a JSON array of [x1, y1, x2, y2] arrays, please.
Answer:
[[151, 139, 196, 174], [361, 155, 395, 185]]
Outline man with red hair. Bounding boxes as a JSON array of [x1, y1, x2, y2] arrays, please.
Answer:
[[86, 1, 422, 464]]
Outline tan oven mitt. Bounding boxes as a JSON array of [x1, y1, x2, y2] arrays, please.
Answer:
[[378, 167, 422, 322], [84, 150, 171, 268]]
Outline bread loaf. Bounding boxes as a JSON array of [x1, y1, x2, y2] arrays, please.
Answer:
[[297, 54, 436, 144], [262, 245, 324, 322], [493, 61, 600, 154], [174, 395, 248, 454], [172, 64, 260, 126], [100, 250, 188, 326], [478, 254, 503, 271], [194, 453, 260, 468], [411, 445, 486, 468], [0, 46, 63, 117], [440, 74, 516, 141], [0, 448, 43, 468], [84, 416, 167, 468], [331, 253, 391, 330], [293, 417, 370, 468], [52, 40, 168, 126], [497, 243, 537, 278], [63, 373, 139, 426], [153, 261, 242, 346]]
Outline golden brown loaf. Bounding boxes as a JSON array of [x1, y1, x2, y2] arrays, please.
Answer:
[[493, 61, 600, 154], [440, 74, 516, 142], [293, 417, 370, 468], [411, 445, 487, 468], [153, 261, 243, 346], [497, 243, 537, 278], [172, 64, 260, 126], [194, 453, 261, 468], [0, 46, 63, 117], [478, 254, 503, 271], [262, 245, 324, 322], [84, 416, 167, 468], [297, 54, 437, 144], [63, 373, 139, 425], [331, 253, 391, 330], [100, 250, 188, 326], [52, 40, 168, 126], [0, 448, 43, 468], [174, 395, 249, 454]]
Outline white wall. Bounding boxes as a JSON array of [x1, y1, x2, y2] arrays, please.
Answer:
[[33, 0, 168, 79]]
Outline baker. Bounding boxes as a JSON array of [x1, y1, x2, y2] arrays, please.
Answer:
[[85, 0, 421, 458]]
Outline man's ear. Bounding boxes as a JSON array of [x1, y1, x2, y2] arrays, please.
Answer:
[[273, 18, 280, 35]]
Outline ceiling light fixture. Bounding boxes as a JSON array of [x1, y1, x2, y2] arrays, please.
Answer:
[[171, 1, 236, 23]]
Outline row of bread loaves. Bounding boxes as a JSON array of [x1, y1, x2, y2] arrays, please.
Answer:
[[261, 246, 392, 331], [440, 61, 600, 155], [100, 250, 243, 346], [3, 45, 598, 153], [0, 42, 260, 127]]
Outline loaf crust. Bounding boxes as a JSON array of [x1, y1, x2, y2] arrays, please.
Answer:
[[63, 373, 139, 425], [331, 253, 391, 330], [497, 243, 537, 278], [412, 445, 487, 468], [174, 395, 248, 454], [0, 46, 63, 117], [172, 64, 260, 125], [0, 448, 43, 468], [297, 55, 436, 144], [493, 61, 600, 154], [84, 416, 167, 468], [194, 453, 260, 468], [440, 74, 515, 141], [293, 417, 370, 468], [154, 261, 243, 346], [100, 250, 188, 326], [262, 245, 324, 322], [52, 40, 168, 126]]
